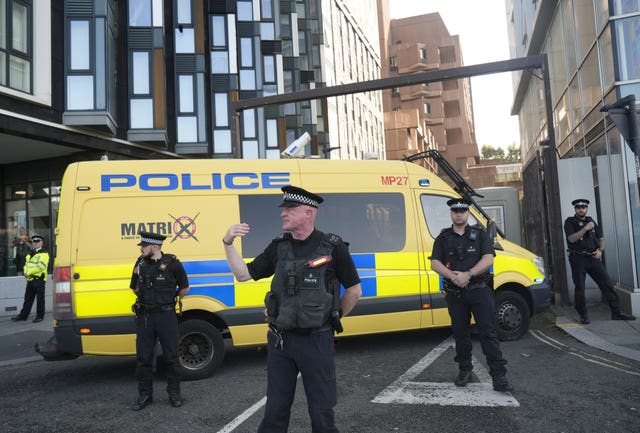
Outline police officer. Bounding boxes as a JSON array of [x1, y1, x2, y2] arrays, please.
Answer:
[[129, 231, 190, 411], [223, 185, 362, 433], [430, 198, 513, 392], [12, 235, 49, 323], [564, 198, 635, 324]]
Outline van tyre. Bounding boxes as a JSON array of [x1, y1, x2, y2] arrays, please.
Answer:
[[495, 291, 530, 341], [177, 319, 225, 380]]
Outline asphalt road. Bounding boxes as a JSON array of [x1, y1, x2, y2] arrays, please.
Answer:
[[1, 312, 639, 433]]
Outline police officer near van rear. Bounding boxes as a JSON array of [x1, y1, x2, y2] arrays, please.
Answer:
[[129, 231, 190, 411], [564, 198, 635, 324], [430, 198, 513, 392], [12, 235, 49, 323], [223, 185, 362, 433]]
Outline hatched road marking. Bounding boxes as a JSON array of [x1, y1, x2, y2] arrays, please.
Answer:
[[371, 336, 520, 407]]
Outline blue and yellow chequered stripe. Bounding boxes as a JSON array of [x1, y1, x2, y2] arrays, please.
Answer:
[[182, 253, 378, 307]]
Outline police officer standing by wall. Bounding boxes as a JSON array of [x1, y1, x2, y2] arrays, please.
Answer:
[[430, 199, 513, 392], [12, 235, 49, 323], [564, 199, 635, 324], [223, 185, 362, 433], [129, 231, 190, 411]]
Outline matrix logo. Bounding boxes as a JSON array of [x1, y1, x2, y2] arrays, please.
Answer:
[[121, 212, 200, 243]]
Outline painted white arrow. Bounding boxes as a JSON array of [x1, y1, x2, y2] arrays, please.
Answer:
[[372, 336, 519, 407]]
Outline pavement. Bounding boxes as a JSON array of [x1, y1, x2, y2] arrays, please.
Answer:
[[1, 303, 640, 368]]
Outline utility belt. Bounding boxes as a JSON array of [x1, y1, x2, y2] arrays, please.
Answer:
[[139, 304, 175, 313], [568, 249, 596, 257], [268, 323, 332, 336], [442, 279, 487, 295], [27, 274, 45, 282]]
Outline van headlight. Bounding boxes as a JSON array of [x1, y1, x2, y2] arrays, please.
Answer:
[[533, 256, 545, 279]]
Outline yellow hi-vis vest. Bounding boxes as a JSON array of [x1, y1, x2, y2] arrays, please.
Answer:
[[24, 250, 50, 281]]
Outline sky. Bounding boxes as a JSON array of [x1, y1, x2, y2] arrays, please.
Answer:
[[388, 0, 520, 150]]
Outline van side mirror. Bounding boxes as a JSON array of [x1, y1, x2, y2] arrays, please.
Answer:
[[487, 221, 502, 250]]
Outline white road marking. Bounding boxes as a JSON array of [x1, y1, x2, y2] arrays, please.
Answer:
[[372, 336, 519, 407], [215, 373, 301, 432], [215, 396, 267, 433]]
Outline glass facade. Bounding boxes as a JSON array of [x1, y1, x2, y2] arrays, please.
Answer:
[[509, 0, 640, 290]]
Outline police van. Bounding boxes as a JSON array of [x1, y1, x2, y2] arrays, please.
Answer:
[[39, 158, 549, 380]]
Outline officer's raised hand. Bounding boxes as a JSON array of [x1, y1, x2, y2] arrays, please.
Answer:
[[223, 223, 251, 246], [585, 221, 595, 231]]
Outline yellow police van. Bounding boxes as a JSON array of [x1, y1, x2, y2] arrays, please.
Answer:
[[38, 158, 549, 379]]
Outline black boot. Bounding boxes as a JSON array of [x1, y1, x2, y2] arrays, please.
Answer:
[[492, 375, 514, 392], [612, 310, 636, 321], [11, 315, 27, 322], [454, 370, 472, 387], [131, 395, 153, 411], [579, 313, 590, 324]]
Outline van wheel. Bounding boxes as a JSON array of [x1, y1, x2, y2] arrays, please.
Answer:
[[177, 319, 225, 380], [495, 291, 530, 341]]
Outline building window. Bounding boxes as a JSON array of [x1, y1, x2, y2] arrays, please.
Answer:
[[419, 48, 426, 60], [423, 103, 430, 115], [439, 45, 456, 63], [0, 0, 32, 93]]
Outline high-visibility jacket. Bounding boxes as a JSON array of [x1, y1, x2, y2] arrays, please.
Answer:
[[24, 249, 49, 281]]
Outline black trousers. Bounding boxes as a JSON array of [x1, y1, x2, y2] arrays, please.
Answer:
[[569, 253, 620, 315], [135, 310, 181, 397], [18, 279, 45, 319], [258, 328, 338, 433], [445, 285, 507, 377]]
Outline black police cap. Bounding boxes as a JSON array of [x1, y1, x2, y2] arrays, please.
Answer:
[[278, 185, 324, 208], [137, 231, 166, 246], [446, 198, 471, 210], [572, 199, 590, 207], [31, 235, 44, 243]]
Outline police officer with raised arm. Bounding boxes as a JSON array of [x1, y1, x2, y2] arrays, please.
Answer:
[[430, 198, 513, 392], [129, 231, 190, 411], [223, 185, 362, 433], [564, 198, 635, 324], [12, 235, 49, 323]]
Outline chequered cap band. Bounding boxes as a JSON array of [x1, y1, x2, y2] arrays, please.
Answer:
[[140, 236, 163, 245], [450, 202, 468, 209], [283, 191, 319, 207], [574, 201, 588, 207]]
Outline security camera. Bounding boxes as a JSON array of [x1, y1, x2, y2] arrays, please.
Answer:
[[281, 132, 310, 158]]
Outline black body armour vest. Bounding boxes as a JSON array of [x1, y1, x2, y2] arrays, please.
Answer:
[[441, 225, 488, 287], [137, 254, 178, 308], [566, 216, 599, 252], [267, 232, 340, 330]]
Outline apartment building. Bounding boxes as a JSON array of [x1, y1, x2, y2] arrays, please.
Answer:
[[378, 8, 477, 175], [0, 0, 383, 277]]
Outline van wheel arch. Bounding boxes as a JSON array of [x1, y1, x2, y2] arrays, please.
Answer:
[[494, 289, 531, 341], [177, 318, 225, 380]]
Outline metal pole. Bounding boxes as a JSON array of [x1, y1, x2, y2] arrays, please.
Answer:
[[541, 56, 569, 306]]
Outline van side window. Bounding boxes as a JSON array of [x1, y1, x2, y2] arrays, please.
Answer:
[[239, 193, 406, 257], [421, 195, 477, 239]]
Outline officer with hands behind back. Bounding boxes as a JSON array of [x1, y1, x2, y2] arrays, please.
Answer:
[[129, 231, 190, 411], [223, 185, 362, 433], [564, 198, 635, 324], [430, 198, 513, 392]]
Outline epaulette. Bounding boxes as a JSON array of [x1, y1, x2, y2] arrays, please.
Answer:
[[159, 253, 176, 271], [272, 233, 292, 242], [440, 227, 453, 234], [324, 233, 342, 245]]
